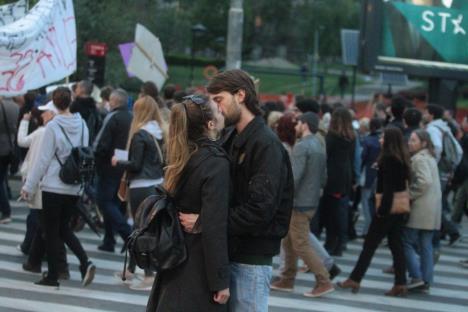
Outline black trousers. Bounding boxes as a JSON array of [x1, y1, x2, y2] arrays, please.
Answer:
[[42, 191, 88, 282], [28, 211, 68, 272], [350, 214, 407, 285]]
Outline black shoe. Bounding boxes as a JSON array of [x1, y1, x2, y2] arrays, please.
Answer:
[[22, 262, 41, 273], [98, 244, 115, 253], [42, 270, 70, 280], [449, 233, 461, 246], [80, 261, 96, 287], [34, 277, 59, 288], [328, 264, 342, 281]]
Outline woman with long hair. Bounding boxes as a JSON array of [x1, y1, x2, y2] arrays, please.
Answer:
[[403, 130, 441, 292], [147, 94, 230, 311], [140, 81, 171, 123], [322, 107, 356, 256], [338, 127, 410, 296], [112, 95, 166, 290]]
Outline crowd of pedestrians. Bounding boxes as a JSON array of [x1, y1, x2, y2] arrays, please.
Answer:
[[0, 70, 468, 311]]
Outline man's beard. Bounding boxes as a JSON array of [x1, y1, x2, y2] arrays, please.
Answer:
[[224, 99, 241, 127]]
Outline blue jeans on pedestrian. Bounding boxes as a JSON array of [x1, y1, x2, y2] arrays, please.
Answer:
[[96, 175, 131, 249], [402, 228, 434, 284], [360, 187, 375, 236], [230, 262, 272, 312]]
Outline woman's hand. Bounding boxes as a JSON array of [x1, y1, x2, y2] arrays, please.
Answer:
[[213, 288, 230, 304], [111, 156, 119, 167], [20, 189, 29, 201], [178, 213, 199, 233], [22, 113, 31, 121]]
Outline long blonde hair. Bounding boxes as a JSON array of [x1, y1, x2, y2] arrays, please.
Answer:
[[164, 95, 214, 194], [126, 95, 167, 149]]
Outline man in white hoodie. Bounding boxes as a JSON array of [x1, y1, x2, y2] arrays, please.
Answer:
[[424, 104, 463, 247]]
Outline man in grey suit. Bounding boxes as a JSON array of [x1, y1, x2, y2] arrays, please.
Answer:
[[271, 112, 334, 298]]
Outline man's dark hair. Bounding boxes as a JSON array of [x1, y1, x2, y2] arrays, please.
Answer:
[[369, 118, 382, 133], [403, 108, 422, 128], [321, 103, 332, 115], [426, 104, 444, 120], [296, 98, 320, 114], [391, 95, 410, 119], [173, 90, 188, 103], [163, 84, 176, 100], [100, 86, 113, 101], [52, 87, 72, 111], [207, 69, 262, 116], [79, 80, 93, 97], [141, 81, 159, 101]]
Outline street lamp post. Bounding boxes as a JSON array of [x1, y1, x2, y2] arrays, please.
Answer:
[[190, 23, 207, 86]]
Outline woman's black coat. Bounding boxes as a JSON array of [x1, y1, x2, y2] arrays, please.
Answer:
[[147, 140, 230, 312]]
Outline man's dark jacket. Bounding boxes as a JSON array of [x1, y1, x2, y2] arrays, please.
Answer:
[[222, 116, 294, 264], [94, 105, 132, 179], [70, 96, 103, 144]]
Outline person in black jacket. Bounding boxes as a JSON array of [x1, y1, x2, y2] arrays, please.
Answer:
[[93, 89, 132, 253], [203, 69, 294, 312], [322, 108, 355, 256], [338, 127, 410, 297], [112, 95, 166, 290], [70, 80, 103, 144], [147, 94, 230, 311]]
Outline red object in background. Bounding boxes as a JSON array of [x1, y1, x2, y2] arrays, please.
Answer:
[[85, 42, 108, 57]]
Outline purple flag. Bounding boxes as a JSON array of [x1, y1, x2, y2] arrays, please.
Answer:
[[119, 42, 135, 77]]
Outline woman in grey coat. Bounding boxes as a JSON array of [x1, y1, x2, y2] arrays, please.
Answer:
[[403, 129, 441, 292]]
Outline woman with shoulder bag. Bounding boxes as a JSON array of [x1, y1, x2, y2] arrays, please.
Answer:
[[147, 94, 230, 311], [338, 127, 410, 297], [111, 95, 167, 290], [403, 130, 441, 292]]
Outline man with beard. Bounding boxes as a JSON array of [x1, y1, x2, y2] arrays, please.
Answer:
[[204, 70, 293, 311]]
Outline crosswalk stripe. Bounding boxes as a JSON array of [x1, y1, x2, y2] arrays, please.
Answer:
[[0, 296, 115, 312], [2, 204, 468, 312]]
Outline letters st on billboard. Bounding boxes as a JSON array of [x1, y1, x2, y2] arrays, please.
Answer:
[[360, 0, 468, 81]]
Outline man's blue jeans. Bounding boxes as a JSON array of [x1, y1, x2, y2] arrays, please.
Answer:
[[402, 228, 434, 284], [96, 175, 131, 248], [230, 262, 272, 312]]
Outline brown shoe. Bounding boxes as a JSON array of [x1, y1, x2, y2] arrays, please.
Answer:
[[385, 285, 407, 297], [270, 278, 294, 292], [337, 279, 360, 294], [304, 282, 335, 298]]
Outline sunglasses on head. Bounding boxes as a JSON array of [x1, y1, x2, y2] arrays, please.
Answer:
[[183, 94, 206, 105], [182, 94, 210, 121]]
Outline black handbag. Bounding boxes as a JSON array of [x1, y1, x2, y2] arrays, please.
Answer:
[[0, 100, 20, 175]]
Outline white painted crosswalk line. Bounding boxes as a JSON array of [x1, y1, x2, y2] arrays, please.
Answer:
[[1, 204, 468, 312]]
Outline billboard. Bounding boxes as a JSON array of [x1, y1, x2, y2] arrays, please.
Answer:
[[360, 0, 468, 80]]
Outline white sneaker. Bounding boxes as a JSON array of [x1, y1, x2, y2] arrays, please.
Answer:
[[129, 278, 154, 291], [114, 271, 134, 284]]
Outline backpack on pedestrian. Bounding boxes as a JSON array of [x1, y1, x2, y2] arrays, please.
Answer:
[[435, 125, 462, 174], [121, 185, 187, 279], [55, 121, 95, 187]]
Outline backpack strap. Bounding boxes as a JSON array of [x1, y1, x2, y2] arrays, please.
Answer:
[[54, 123, 75, 167]]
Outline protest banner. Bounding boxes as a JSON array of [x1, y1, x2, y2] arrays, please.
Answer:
[[0, 0, 27, 27], [127, 24, 168, 90], [0, 0, 76, 95]]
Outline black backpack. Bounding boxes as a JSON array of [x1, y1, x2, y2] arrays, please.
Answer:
[[122, 185, 187, 276], [55, 121, 95, 186]]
